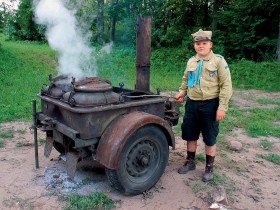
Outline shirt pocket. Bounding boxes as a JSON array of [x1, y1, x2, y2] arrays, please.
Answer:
[[205, 66, 218, 82]]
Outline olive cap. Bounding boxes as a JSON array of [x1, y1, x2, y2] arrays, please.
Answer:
[[191, 29, 212, 42]]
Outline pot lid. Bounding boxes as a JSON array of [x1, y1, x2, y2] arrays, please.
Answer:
[[73, 77, 113, 92]]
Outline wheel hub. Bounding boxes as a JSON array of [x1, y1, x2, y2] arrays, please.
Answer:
[[139, 155, 149, 166], [126, 140, 158, 177]]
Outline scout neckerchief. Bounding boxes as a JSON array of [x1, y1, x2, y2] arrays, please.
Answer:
[[187, 58, 204, 88], [196, 59, 203, 85]]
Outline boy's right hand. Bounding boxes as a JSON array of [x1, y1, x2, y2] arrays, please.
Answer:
[[174, 93, 184, 103]]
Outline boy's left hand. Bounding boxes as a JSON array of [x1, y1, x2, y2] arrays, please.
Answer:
[[216, 110, 226, 121]]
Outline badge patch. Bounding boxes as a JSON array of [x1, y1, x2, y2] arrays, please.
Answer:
[[209, 71, 215, 77]]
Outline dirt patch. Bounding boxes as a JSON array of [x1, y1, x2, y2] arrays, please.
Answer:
[[231, 89, 280, 110], [0, 89, 280, 210]]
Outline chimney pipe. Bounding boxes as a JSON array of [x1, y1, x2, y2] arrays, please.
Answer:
[[136, 16, 151, 92]]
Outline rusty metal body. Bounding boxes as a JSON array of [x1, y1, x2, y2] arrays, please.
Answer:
[[36, 75, 178, 173], [34, 16, 179, 195], [39, 93, 167, 137], [38, 84, 167, 140]]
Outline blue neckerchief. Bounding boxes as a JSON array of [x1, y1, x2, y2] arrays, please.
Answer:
[[196, 59, 203, 85]]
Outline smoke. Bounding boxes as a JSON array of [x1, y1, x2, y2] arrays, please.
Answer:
[[100, 41, 113, 54], [33, 0, 97, 79]]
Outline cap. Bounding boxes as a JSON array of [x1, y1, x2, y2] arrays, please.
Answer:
[[191, 29, 212, 42]]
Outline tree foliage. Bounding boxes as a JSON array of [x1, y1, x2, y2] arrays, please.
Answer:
[[1, 0, 45, 40], [1, 0, 279, 61]]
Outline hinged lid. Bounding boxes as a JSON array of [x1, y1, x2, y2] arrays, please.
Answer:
[[73, 77, 113, 92]]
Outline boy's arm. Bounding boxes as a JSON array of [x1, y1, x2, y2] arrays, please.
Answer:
[[217, 58, 233, 111], [175, 69, 188, 103]]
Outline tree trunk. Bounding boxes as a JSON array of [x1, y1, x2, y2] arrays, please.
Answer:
[[212, 0, 219, 30], [111, 0, 119, 42], [111, 17, 116, 41], [97, 0, 104, 44], [277, 15, 280, 62], [202, 0, 209, 27]]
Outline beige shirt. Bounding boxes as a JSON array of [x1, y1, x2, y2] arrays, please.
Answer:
[[179, 51, 232, 111]]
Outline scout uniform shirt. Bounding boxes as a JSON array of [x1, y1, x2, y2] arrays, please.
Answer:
[[179, 50, 232, 111]]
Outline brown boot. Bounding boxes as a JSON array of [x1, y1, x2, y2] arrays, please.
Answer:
[[202, 163, 214, 182], [178, 159, 196, 174]]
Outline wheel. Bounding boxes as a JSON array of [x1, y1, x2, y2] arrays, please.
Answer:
[[105, 125, 169, 195]]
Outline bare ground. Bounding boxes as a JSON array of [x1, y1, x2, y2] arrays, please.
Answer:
[[0, 89, 280, 210]]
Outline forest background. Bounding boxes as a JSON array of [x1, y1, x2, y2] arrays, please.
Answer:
[[1, 0, 280, 62]]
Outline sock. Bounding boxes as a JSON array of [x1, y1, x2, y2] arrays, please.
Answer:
[[187, 151, 196, 160], [206, 155, 215, 164]]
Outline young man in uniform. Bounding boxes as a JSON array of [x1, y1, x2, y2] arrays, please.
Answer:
[[174, 29, 232, 182]]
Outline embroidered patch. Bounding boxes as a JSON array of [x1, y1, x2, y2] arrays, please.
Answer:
[[209, 71, 215, 77]]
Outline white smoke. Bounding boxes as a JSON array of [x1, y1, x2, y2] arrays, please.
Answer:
[[100, 41, 113, 54], [33, 0, 97, 79]]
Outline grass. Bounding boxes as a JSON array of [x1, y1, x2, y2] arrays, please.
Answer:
[[259, 139, 274, 150], [196, 153, 206, 163], [208, 172, 228, 186], [187, 181, 207, 194], [0, 140, 4, 148], [185, 171, 236, 202], [38, 138, 45, 145], [258, 154, 280, 165], [257, 98, 280, 105], [231, 60, 280, 92], [64, 192, 117, 210], [1, 33, 280, 123], [238, 108, 280, 137], [15, 142, 24, 147], [16, 129, 26, 134], [0, 128, 14, 138], [0, 34, 56, 122], [218, 107, 280, 138]]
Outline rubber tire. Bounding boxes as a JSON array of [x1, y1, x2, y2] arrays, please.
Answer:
[[105, 125, 169, 195]]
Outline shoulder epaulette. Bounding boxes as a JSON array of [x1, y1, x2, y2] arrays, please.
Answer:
[[187, 56, 196, 64], [216, 54, 224, 59], [215, 54, 224, 69]]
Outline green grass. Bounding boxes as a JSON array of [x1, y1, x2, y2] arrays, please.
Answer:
[[0, 140, 4, 148], [15, 142, 24, 147], [219, 107, 280, 138], [195, 153, 206, 163], [64, 192, 117, 210], [231, 60, 280, 91], [0, 34, 56, 122], [38, 138, 45, 145], [188, 182, 207, 194], [185, 171, 236, 202], [0, 128, 14, 138], [256, 98, 280, 105], [1, 32, 280, 133], [97, 46, 190, 92], [96, 46, 136, 89], [208, 172, 228, 186], [258, 154, 280, 165], [259, 139, 274, 151], [238, 108, 280, 137], [16, 129, 26, 134]]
